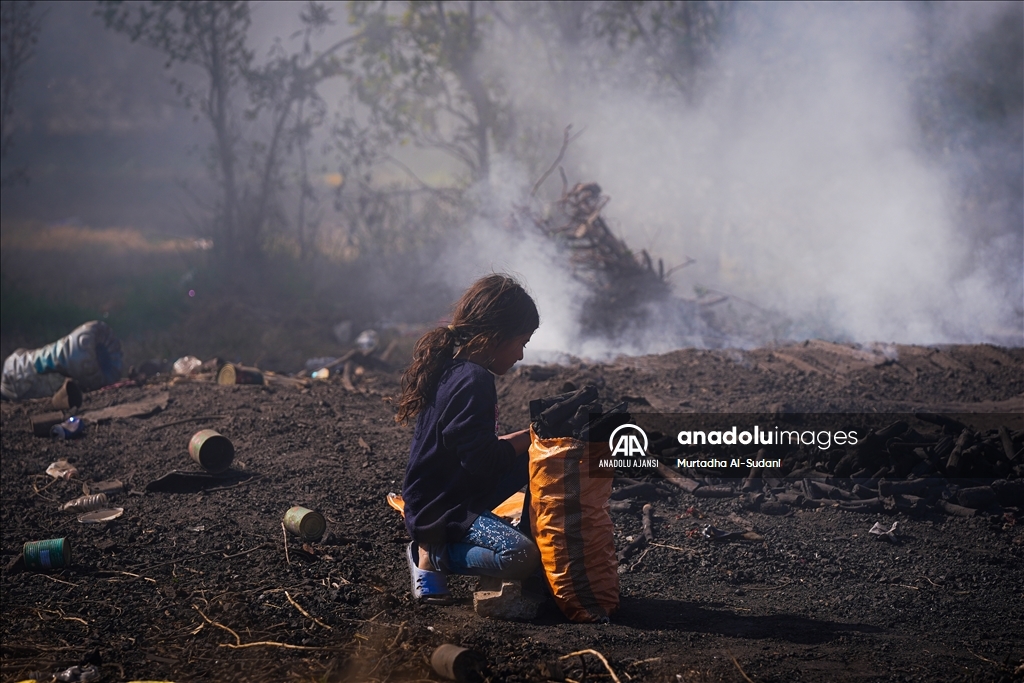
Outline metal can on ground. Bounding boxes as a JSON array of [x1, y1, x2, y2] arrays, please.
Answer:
[[217, 364, 264, 386], [430, 644, 487, 683], [61, 493, 109, 513], [189, 430, 235, 473], [23, 538, 70, 570], [283, 506, 326, 542]]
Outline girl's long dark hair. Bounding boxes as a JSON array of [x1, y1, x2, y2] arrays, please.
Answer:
[[395, 274, 539, 424]]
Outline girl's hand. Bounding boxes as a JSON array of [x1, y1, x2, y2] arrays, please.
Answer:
[[499, 428, 531, 456]]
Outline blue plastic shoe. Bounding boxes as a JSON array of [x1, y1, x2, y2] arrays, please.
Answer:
[[407, 543, 453, 605]]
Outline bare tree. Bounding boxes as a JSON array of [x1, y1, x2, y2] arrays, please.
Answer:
[[0, 0, 45, 187], [98, 1, 357, 266]]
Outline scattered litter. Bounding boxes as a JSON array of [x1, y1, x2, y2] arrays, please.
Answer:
[[355, 329, 379, 353], [52, 377, 83, 410], [61, 493, 109, 513], [23, 538, 70, 570], [188, 429, 235, 473], [311, 368, 330, 379], [77, 508, 124, 524], [187, 525, 206, 532], [869, 521, 900, 543], [46, 460, 78, 480], [83, 479, 124, 496], [284, 506, 326, 542], [51, 416, 85, 439], [217, 363, 264, 385], [31, 411, 65, 437], [1, 320, 122, 400], [431, 643, 487, 683], [56, 664, 101, 683], [702, 525, 764, 542], [172, 355, 202, 376]]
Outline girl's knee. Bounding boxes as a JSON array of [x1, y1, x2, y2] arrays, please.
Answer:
[[497, 540, 540, 579]]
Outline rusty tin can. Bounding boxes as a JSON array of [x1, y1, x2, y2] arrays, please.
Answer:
[[430, 644, 487, 683], [189, 430, 235, 473], [23, 538, 70, 570], [30, 411, 65, 437], [217, 364, 264, 386], [283, 506, 326, 542]]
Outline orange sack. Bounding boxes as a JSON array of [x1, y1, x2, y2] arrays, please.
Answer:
[[528, 427, 619, 622]]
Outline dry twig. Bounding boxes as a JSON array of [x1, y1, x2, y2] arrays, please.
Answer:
[[282, 522, 291, 565], [731, 655, 756, 683], [560, 649, 622, 683], [285, 591, 332, 630]]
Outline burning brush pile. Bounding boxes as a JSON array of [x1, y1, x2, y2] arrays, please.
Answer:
[[514, 181, 706, 342]]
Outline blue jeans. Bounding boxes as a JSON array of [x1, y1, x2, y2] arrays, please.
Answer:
[[427, 511, 540, 580], [426, 451, 540, 580]]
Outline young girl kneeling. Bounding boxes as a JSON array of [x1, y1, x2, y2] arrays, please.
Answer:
[[396, 274, 540, 603]]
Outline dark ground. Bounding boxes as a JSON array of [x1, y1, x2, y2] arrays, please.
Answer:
[[1, 340, 1023, 683]]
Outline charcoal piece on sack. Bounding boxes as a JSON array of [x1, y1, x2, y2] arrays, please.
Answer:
[[529, 385, 631, 441]]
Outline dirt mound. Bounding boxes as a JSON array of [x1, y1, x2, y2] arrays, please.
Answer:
[[1, 343, 1022, 682]]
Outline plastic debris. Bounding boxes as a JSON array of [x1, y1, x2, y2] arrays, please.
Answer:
[[51, 416, 85, 439], [355, 329, 379, 353], [172, 356, 202, 376], [56, 664, 101, 683], [869, 521, 900, 543], [1, 320, 122, 400], [46, 460, 78, 480]]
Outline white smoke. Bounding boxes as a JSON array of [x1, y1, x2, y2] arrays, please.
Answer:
[[461, 1, 1022, 356]]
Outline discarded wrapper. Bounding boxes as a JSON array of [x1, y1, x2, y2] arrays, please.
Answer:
[[869, 521, 900, 543], [46, 460, 78, 480], [77, 508, 124, 524]]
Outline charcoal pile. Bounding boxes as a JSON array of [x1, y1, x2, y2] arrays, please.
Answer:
[[530, 385, 630, 442], [625, 413, 1024, 518]]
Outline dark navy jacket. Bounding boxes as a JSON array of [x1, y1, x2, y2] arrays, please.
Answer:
[[402, 359, 517, 544]]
